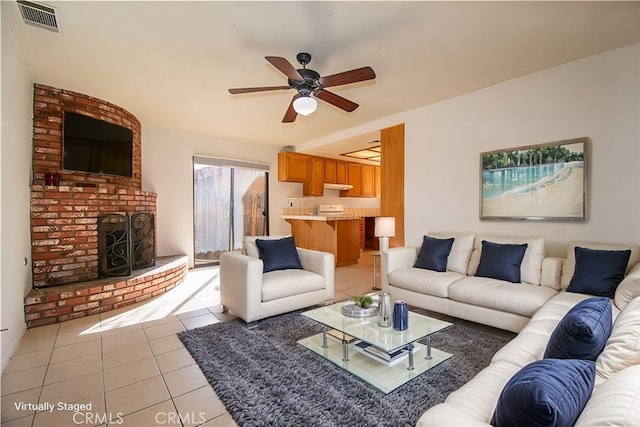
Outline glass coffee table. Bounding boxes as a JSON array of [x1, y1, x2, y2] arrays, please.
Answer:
[[298, 300, 452, 394]]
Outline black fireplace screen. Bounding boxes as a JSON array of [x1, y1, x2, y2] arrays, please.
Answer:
[[98, 213, 155, 277]]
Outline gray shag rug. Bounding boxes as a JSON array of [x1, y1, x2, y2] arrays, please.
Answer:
[[178, 310, 512, 427]]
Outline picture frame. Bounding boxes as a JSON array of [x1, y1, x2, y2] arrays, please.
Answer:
[[480, 137, 587, 221]]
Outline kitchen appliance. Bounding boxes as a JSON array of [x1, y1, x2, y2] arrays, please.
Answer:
[[316, 204, 345, 216], [323, 182, 353, 190]]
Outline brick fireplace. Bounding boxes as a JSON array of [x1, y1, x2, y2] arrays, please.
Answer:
[[24, 84, 187, 327]]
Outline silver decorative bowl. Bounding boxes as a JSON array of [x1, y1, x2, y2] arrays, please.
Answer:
[[341, 303, 378, 318]]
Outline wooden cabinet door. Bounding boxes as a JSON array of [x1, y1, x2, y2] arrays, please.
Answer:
[[303, 157, 324, 196], [278, 152, 309, 182], [375, 166, 381, 196], [324, 159, 337, 184], [361, 165, 375, 197], [336, 161, 348, 184], [346, 163, 362, 197]]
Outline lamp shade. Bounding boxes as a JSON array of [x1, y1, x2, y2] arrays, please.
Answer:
[[375, 217, 396, 238], [292, 96, 317, 116]]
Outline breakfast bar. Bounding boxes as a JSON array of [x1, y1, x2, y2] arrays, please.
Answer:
[[282, 213, 361, 267]]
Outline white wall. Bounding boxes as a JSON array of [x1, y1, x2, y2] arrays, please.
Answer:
[[142, 126, 295, 266], [1, 19, 34, 372], [300, 44, 640, 257]]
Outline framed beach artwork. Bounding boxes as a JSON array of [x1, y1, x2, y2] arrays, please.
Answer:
[[480, 137, 587, 221]]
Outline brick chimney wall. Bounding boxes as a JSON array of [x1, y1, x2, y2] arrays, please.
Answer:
[[30, 84, 157, 288]]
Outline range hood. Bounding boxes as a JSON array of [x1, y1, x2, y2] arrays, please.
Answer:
[[324, 183, 353, 190]]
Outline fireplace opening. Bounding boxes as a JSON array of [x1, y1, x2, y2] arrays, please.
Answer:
[[98, 212, 155, 277]]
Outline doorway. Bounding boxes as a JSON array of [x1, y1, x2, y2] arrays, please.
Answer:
[[193, 156, 269, 265]]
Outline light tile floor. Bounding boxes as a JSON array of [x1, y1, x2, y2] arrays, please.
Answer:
[[1, 251, 381, 426], [1, 251, 514, 426]]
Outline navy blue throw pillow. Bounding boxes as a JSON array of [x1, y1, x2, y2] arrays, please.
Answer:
[[474, 240, 528, 283], [543, 297, 612, 361], [491, 359, 596, 427], [255, 236, 303, 273], [413, 236, 455, 272], [567, 247, 631, 297]]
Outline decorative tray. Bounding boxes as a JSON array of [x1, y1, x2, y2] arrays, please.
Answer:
[[341, 303, 378, 318]]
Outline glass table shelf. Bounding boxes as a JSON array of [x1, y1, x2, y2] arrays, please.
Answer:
[[299, 300, 453, 394]]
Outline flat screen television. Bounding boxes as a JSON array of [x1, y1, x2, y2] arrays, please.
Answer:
[[63, 111, 133, 177]]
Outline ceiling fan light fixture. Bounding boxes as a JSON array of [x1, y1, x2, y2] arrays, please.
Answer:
[[292, 96, 317, 116], [228, 53, 375, 123]]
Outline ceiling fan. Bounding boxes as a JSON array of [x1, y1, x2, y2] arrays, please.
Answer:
[[228, 52, 376, 123]]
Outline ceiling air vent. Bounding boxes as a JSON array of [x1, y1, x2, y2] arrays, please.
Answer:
[[17, 1, 60, 33]]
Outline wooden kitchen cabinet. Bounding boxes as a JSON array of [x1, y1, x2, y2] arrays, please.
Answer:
[[303, 157, 324, 196], [344, 163, 362, 197], [280, 151, 377, 198], [361, 164, 375, 197], [324, 159, 348, 185], [336, 161, 348, 184], [375, 166, 381, 196], [278, 152, 309, 182], [324, 159, 337, 183], [340, 163, 378, 198]]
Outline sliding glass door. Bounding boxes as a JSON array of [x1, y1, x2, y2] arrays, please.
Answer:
[[193, 156, 268, 265]]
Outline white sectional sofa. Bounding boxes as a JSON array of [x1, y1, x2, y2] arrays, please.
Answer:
[[381, 233, 640, 426], [383, 233, 564, 332]]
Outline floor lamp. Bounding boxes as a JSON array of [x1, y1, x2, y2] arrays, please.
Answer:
[[374, 216, 396, 289]]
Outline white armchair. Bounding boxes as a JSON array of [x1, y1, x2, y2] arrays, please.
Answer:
[[220, 241, 335, 324]]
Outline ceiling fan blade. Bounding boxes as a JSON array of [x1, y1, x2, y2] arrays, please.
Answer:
[[265, 56, 304, 81], [282, 98, 298, 123], [315, 89, 359, 112], [228, 86, 291, 94], [318, 66, 376, 88]]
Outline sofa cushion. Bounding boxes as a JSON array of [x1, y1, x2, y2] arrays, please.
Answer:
[[567, 247, 631, 297], [444, 360, 522, 423], [243, 235, 291, 258], [575, 365, 640, 427], [449, 276, 557, 317], [596, 296, 640, 380], [560, 241, 640, 290], [543, 297, 612, 361], [414, 236, 455, 272], [491, 330, 552, 367], [474, 240, 528, 283], [256, 236, 303, 273], [491, 359, 595, 427], [518, 292, 593, 338], [468, 235, 546, 285], [389, 268, 465, 298], [540, 257, 564, 290], [614, 262, 640, 310], [261, 269, 325, 302], [427, 232, 475, 274], [415, 403, 493, 427]]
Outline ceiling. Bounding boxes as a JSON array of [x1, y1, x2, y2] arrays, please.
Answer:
[[3, 1, 639, 152]]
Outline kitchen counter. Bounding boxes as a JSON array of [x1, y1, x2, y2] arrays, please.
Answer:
[[281, 214, 361, 221]]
